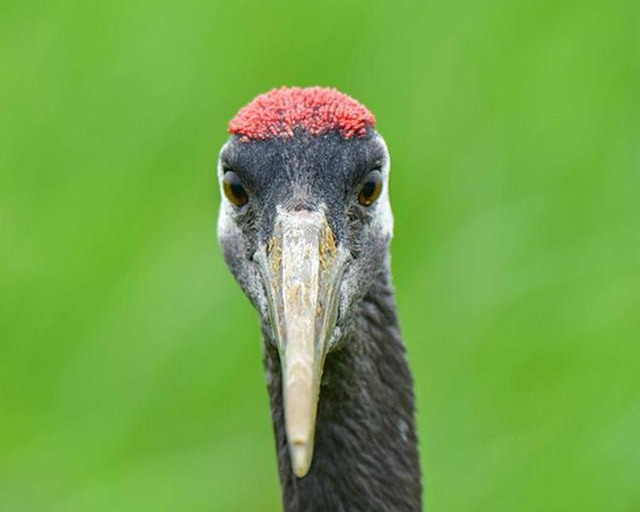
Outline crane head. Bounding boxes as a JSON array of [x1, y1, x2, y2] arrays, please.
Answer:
[[217, 87, 394, 478]]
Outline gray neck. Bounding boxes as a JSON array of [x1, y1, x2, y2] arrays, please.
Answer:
[[262, 268, 422, 512]]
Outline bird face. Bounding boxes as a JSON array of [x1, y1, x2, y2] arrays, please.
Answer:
[[216, 88, 393, 478]]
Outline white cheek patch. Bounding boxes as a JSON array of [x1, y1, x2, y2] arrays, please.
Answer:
[[373, 134, 394, 240], [216, 141, 234, 241], [217, 201, 237, 243]]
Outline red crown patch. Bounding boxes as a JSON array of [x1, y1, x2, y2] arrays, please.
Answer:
[[228, 86, 376, 142]]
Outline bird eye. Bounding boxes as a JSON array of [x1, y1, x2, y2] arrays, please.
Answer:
[[222, 170, 249, 207], [358, 170, 383, 206]]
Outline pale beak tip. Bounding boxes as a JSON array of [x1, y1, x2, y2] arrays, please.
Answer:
[[290, 441, 313, 478]]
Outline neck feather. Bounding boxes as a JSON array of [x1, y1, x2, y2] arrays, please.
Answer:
[[262, 267, 422, 512]]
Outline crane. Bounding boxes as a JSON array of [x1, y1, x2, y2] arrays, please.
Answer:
[[217, 86, 422, 511]]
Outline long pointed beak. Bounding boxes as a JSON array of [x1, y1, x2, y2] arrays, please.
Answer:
[[255, 209, 350, 478]]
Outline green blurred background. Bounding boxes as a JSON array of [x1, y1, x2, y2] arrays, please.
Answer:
[[1, 0, 638, 510]]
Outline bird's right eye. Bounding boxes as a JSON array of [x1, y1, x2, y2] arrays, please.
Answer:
[[222, 170, 249, 207]]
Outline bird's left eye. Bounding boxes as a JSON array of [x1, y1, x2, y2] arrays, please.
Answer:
[[358, 170, 383, 206], [222, 170, 249, 207]]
